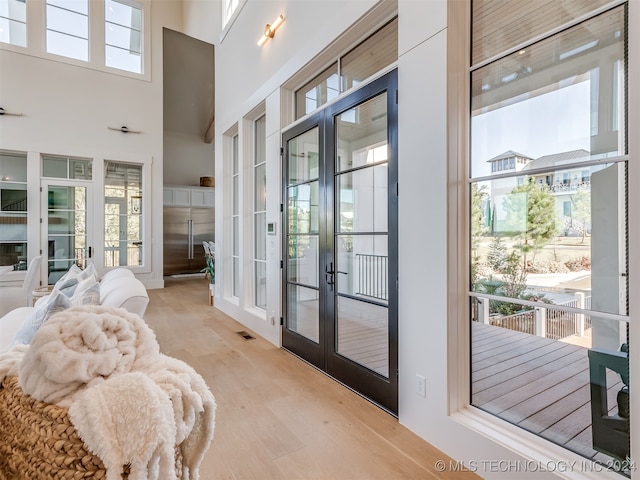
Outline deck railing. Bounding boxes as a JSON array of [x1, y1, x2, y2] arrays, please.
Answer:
[[475, 292, 592, 341], [356, 253, 388, 301]]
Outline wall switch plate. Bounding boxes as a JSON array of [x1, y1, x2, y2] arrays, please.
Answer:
[[416, 374, 426, 397]]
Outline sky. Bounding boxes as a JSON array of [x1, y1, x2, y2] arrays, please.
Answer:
[[471, 80, 591, 178]]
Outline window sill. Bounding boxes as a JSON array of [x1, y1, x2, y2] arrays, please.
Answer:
[[450, 406, 623, 479]]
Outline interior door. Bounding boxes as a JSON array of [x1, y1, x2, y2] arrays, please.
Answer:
[[283, 70, 398, 414], [41, 180, 93, 284]]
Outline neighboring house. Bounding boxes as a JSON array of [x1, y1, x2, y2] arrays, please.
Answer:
[[1, 1, 638, 478], [487, 149, 598, 236]]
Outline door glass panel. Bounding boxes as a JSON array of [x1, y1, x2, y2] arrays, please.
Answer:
[[338, 165, 388, 233], [287, 126, 321, 342], [288, 182, 319, 234], [288, 127, 319, 184], [287, 235, 319, 288], [47, 186, 87, 283], [335, 90, 389, 375], [104, 162, 142, 267], [287, 284, 319, 343], [337, 296, 388, 377], [337, 93, 387, 172], [336, 234, 388, 303]]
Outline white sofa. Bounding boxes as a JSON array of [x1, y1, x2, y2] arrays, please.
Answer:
[[0, 268, 149, 352]]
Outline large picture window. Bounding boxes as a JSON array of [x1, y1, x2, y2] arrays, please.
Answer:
[[469, 2, 629, 473]]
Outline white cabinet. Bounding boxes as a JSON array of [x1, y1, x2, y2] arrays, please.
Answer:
[[191, 189, 215, 207], [163, 186, 214, 207]]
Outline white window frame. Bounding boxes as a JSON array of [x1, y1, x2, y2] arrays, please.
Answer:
[[45, 0, 89, 62], [0, 0, 150, 81], [219, 0, 246, 43], [0, 0, 28, 47], [253, 114, 267, 310], [104, 0, 143, 75], [448, 0, 639, 473], [231, 131, 240, 299]]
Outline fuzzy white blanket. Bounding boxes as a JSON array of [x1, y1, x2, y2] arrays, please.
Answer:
[[12, 305, 216, 480], [0, 344, 27, 382], [69, 372, 178, 480], [18, 305, 160, 407]]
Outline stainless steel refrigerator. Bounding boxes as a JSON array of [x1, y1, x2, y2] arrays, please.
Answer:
[[163, 207, 214, 275]]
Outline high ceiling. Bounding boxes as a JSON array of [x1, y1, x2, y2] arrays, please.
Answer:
[[163, 29, 214, 140]]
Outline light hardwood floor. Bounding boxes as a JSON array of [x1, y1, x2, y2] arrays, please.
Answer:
[[145, 278, 479, 480]]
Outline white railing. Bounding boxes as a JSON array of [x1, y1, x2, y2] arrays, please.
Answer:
[[476, 292, 592, 340]]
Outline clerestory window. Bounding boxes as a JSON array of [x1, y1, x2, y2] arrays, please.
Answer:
[[105, 0, 142, 74], [0, 0, 27, 47]]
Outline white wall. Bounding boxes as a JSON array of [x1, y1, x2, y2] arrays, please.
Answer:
[[210, 0, 379, 346], [182, 0, 221, 45], [0, 0, 184, 289]]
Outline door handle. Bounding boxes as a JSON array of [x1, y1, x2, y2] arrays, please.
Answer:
[[325, 262, 334, 289], [88, 246, 92, 258]]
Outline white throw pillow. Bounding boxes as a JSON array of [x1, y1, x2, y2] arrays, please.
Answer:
[[12, 289, 72, 346], [55, 264, 98, 297], [71, 275, 100, 306]]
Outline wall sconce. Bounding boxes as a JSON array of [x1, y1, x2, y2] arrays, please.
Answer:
[[257, 14, 284, 47]]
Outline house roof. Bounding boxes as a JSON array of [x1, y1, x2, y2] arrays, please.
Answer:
[[486, 150, 533, 162], [521, 149, 591, 171]]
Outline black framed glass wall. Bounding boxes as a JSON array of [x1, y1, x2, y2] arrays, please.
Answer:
[[469, 2, 630, 473]]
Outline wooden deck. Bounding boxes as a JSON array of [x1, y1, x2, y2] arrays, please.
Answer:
[[472, 322, 624, 461], [288, 298, 625, 462]]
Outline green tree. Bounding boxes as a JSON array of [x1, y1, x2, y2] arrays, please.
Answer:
[[486, 236, 508, 272], [572, 186, 591, 243], [502, 179, 557, 268]]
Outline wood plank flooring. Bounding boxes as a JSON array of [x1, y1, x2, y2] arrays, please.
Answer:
[[145, 278, 479, 480]]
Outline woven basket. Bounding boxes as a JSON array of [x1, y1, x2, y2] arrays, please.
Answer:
[[0, 376, 182, 480]]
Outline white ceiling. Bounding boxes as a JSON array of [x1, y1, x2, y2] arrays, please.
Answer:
[[163, 28, 214, 139]]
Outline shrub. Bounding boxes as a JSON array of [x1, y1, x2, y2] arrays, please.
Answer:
[[565, 256, 591, 271]]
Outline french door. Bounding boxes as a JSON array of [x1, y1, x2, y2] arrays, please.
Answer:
[[282, 70, 398, 414], [41, 179, 93, 284]]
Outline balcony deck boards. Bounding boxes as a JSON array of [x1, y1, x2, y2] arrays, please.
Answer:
[[472, 322, 623, 460]]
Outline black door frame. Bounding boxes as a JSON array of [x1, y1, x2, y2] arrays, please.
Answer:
[[282, 69, 398, 414]]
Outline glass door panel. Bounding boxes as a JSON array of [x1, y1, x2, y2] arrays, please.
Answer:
[[333, 93, 390, 377], [336, 296, 388, 376], [44, 183, 91, 284], [286, 126, 321, 345]]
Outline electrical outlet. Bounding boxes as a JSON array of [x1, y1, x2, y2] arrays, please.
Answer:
[[416, 374, 426, 397]]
